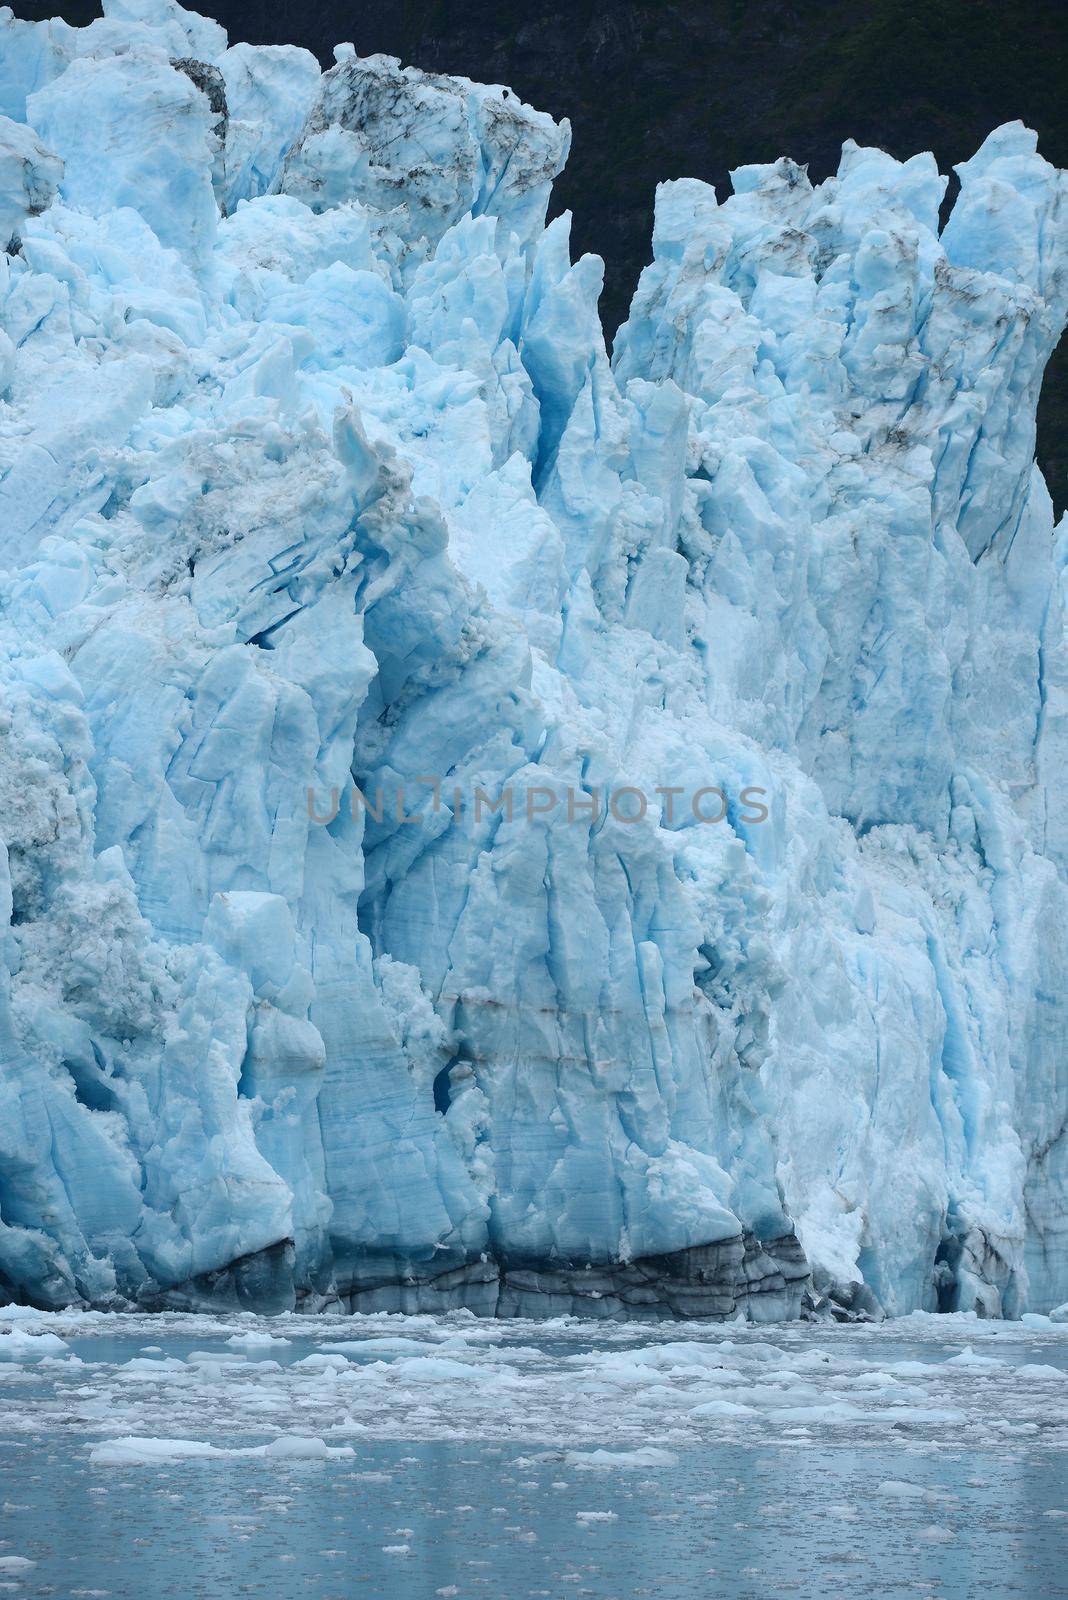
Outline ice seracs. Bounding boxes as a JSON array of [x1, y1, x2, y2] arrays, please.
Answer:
[[0, 0, 1066, 1321]]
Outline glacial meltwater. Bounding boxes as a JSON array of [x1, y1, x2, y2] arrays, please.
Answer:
[[0, 1307, 1065, 1599]]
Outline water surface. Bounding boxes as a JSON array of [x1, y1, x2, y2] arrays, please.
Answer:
[[1, 1308, 1065, 1598]]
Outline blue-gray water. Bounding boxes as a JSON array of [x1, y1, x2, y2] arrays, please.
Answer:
[[1, 1312, 1066, 1599]]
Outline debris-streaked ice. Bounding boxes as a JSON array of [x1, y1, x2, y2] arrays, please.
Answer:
[[0, 0, 1066, 1321]]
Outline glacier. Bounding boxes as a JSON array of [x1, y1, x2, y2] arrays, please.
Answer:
[[0, 0, 1066, 1322]]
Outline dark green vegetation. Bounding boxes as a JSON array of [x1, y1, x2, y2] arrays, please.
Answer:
[[17, 0, 1068, 509]]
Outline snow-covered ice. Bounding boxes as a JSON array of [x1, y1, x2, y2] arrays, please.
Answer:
[[0, 0, 1067, 1323]]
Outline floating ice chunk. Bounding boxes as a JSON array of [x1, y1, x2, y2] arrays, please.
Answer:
[[88, 1433, 355, 1464], [690, 1397, 757, 1419], [767, 1401, 870, 1424], [876, 1481, 945, 1500], [565, 1448, 678, 1470], [116, 1357, 189, 1377], [323, 1337, 435, 1355], [89, 1436, 225, 1464], [0, 1304, 64, 1323], [0, 1328, 69, 1359], [225, 1330, 292, 1348], [946, 1348, 1006, 1370], [386, 1356, 488, 1381], [261, 1434, 354, 1459]]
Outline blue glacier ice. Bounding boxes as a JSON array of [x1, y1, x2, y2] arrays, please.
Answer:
[[0, 0, 1066, 1320]]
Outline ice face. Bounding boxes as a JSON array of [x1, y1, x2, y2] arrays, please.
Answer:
[[0, 0, 1066, 1320]]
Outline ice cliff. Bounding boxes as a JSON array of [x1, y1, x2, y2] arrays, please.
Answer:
[[1, 0, 1066, 1320]]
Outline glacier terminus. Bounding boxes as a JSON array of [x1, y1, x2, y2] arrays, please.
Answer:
[[0, 0, 1067, 1325]]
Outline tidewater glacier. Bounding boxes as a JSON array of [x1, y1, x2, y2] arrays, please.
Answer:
[[1, 0, 1066, 1321]]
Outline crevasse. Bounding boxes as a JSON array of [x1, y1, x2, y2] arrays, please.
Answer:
[[0, 0, 1066, 1320]]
